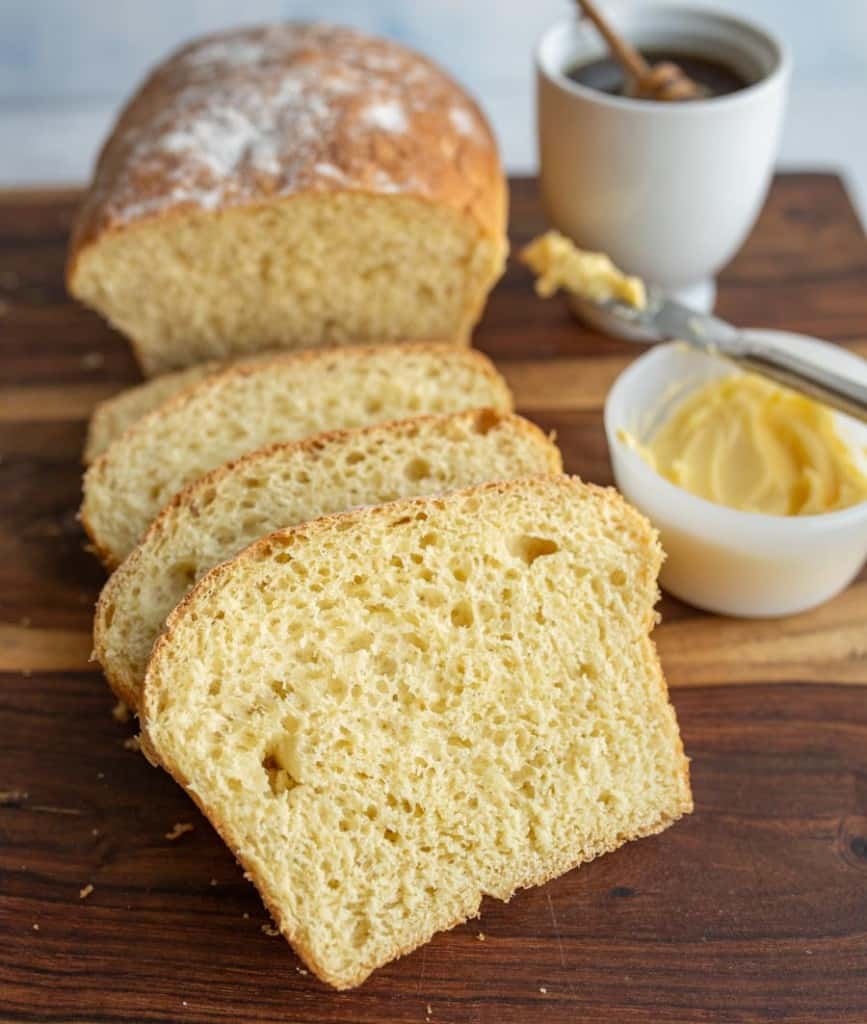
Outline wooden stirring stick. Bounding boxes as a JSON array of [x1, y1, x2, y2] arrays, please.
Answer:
[[576, 0, 706, 101]]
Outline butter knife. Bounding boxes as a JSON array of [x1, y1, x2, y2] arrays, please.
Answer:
[[570, 289, 867, 424]]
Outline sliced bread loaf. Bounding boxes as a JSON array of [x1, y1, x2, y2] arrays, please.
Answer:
[[81, 343, 511, 567], [84, 361, 221, 464], [141, 475, 692, 990], [94, 410, 562, 709]]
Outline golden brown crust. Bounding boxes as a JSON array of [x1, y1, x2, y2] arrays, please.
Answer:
[[93, 409, 560, 708], [67, 22, 506, 287]]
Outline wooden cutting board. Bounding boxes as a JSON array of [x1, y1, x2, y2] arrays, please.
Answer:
[[1, 174, 866, 1023]]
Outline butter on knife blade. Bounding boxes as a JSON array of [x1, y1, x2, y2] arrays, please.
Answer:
[[520, 230, 646, 310]]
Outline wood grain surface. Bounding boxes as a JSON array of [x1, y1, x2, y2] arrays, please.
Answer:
[[1, 174, 866, 1023]]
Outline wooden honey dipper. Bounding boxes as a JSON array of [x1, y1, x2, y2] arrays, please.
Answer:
[[576, 0, 707, 101]]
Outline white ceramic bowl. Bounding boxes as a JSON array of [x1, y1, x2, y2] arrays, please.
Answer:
[[604, 332, 867, 616]]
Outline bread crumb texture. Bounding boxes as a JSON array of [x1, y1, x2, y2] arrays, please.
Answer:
[[81, 343, 511, 566], [84, 361, 221, 464], [73, 195, 505, 375], [142, 476, 692, 989], [95, 409, 560, 709]]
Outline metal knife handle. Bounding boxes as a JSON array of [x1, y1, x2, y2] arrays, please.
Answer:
[[722, 338, 867, 425]]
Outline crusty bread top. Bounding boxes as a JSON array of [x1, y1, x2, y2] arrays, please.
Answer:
[[69, 22, 505, 267]]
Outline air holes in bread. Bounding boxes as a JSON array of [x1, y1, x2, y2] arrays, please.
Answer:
[[509, 535, 560, 566], [262, 750, 299, 796], [450, 601, 474, 628], [352, 918, 371, 949], [473, 408, 501, 435], [170, 560, 198, 585], [345, 631, 373, 654], [405, 457, 431, 482]]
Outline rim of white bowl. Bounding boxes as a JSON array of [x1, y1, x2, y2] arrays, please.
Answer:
[[603, 335, 867, 536], [536, 4, 792, 116]]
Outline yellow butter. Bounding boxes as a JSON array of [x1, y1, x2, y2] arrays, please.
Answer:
[[520, 230, 646, 309], [626, 374, 867, 516]]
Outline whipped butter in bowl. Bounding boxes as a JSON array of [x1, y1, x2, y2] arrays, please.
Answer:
[[605, 337, 867, 617], [622, 373, 867, 517]]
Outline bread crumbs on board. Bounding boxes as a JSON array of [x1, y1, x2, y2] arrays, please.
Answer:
[[165, 822, 194, 841], [79, 884, 94, 900], [123, 735, 141, 752], [111, 700, 130, 723], [261, 923, 280, 937], [82, 351, 106, 370]]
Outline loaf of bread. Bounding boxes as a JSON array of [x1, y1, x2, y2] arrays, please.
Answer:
[[81, 344, 511, 567], [67, 23, 507, 376], [94, 410, 560, 709], [141, 476, 692, 989], [84, 361, 222, 463]]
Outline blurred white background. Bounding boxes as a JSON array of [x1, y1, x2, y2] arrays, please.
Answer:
[[1, 0, 865, 218]]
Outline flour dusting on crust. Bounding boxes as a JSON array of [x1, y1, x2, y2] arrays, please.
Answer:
[[78, 22, 498, 234], [362, 99, 408, 133]]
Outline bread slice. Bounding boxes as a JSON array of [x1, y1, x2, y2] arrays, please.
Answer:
[[80, 343, 511, 567], [95, 410, 561, 710], [84, 362, 221, 464], [141, 475, 692, 990]]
